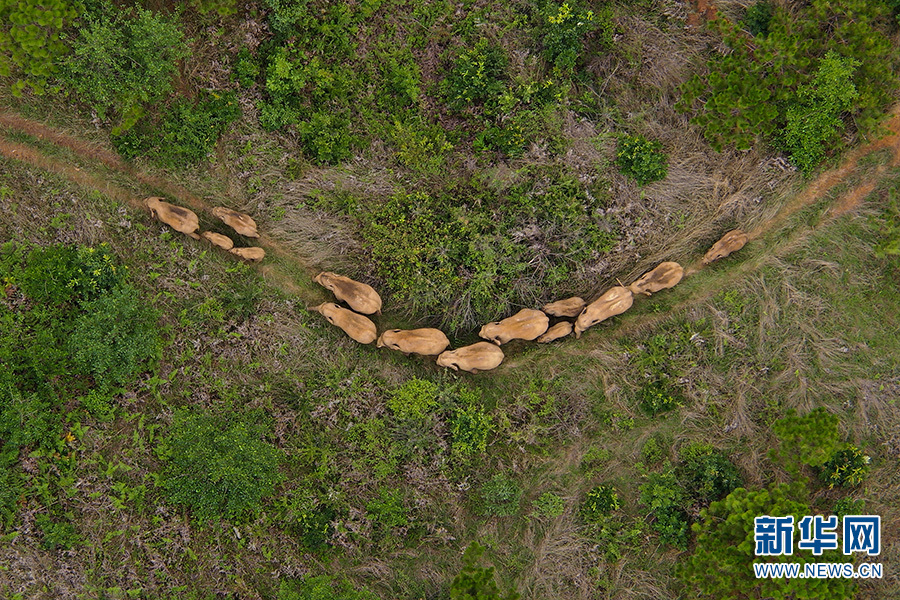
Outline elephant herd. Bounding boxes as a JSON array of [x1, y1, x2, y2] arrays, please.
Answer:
[[143, 195, 749, 373], [145, 197, 266, 262], [309, 229, 749, 373]]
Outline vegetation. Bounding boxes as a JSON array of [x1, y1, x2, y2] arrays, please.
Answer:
[[616, 134, 668, 186], [450, 542, 520, 600], [682, 485, 857, 599], [156, 410, 284, 522]]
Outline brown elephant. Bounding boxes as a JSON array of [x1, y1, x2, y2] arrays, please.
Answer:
[[201, 231, 234, 250], [574, 286, 633, 338], [703, 229, 748, 264], [146, 197, 200, 240], [541, 296, 586, 318], [310, 302, 377, 344], [629, 262, 684, 296], [314, 271, 382, 315], [479, 308, 549, 345], [376, 328, 450, 356], [536, 321, 573, 343], [212, 207, 260, 238], [436, 342, 504, 373], [229, 247, 266, 262]]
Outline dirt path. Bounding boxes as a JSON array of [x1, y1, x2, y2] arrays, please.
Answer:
[[1, 105, 899, 355]]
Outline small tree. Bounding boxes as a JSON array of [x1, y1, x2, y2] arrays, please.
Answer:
[[681, 484, 857, 599], [450, 542, 520, 600], [60, 3, 189, 131], [616, 134, 668, 185], [782, 51, 860, 174], [771, 407, 840, 470], [0, 0, 82, 96]]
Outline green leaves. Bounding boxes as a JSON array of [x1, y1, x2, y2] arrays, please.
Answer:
[[616, 134, 668, 185], [157, 411, 284, 523], [59, 4, 189, 129], [0, 0, 80, 95], [450, 542, 520, 600]]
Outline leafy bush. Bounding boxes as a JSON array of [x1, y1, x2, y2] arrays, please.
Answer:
[[20, 243, 124, 305], [581, 484, 620, 521], [442, 38, 507, 111], [191, 0, 237, 16], [616, 134, 668, 186], [0, 388, 64, 454], [68, 285, 161, 391], [640, 433, 667, 464], [639, 470, 689, 549], [298, 111, 353, 165], [113, 91, 240, 165], [156, 410, 284, 522], [366, 487, 409, 535], [782, 52, 860, 174], [450, 403, 493, 457], [0, 0, 82, 96], [274, 488, 335, 551], [232, 46, 259, 88], [772, 407, 840, 469], [540, 2, 600, 72], [80, 389, 115, 422], [450, 542, 520, 600], [820, 445, 870, 488], [35, 513, 79, 551], [60, 3, 190, 131], [638, 379, 681, 416], [677, 443, 742, 504], [277, 576, 377, 600], [834, 496, 865, 520], [742, 1, 773, 37], [387, 378, 439, 420], [530, 491, 566, 520], [477, 474, 523, 517]]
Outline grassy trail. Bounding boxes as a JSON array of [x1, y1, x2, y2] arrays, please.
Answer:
[[1, 105, 899, 355]]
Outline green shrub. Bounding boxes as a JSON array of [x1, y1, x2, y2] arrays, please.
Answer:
[[0, 0, 82, 96], [782, 52, 860, 174], [474, 122, 526, 157], [581, 484, 620, 521], [275, 488, 334, 551], [451, 403, 493, 457], [112, 91, 240, 165], [277, 576, 377, 600], [820, 445, 870, 488], [540, 2, 601, 72], [80, 389, 115, 422], [232, 46, 259, 88], [366, 487, 409, 535], [640, 433, 667, 464], [387, 378, 439, 420], [677, 443, 742, 504], [530, 491, 566, 520], [834, 496, 865, 520], [443, 38, 507, 111], [191, 0, 237, 16], [638, 379, 681, 416], [639, 470, 689, 549], [298, 111, 353, 165], [616, 134, 668, 186], [60, 3, 190, 131], [157, 410, 284, 522], [68, 285, 160, 391], [477, 474, 523, 517], [0, 460, 23, 529], [35, 514, 79, 551], [20, 243, 124, 305], [0, 388, 64, 454], [742, 1, 773, 37], [450, 542, 520, 600], [772, 407, 840, 469]]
